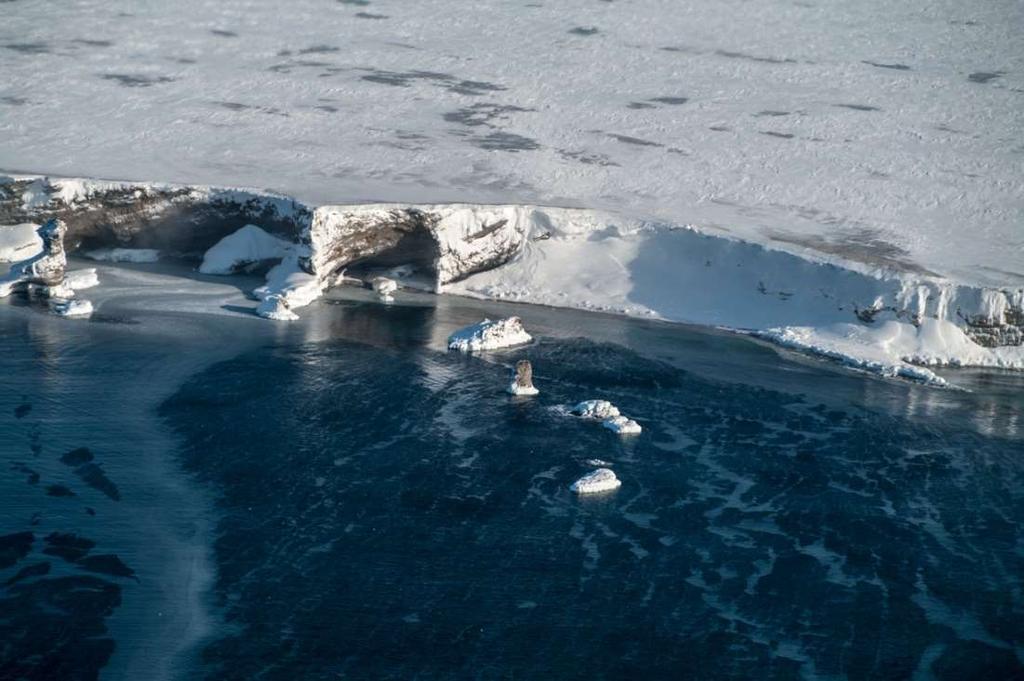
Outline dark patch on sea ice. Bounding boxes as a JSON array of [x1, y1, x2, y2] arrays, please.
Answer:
[[0, 532, 34, 568], [100, 73, 176, 87], [60, 447, 94, 466], [15, 401, 31, 418], [627, 102, 657, 109], [967, 71, 1005, 84], [5, 561, 50, 586], [76, 554, 138, 581], [764, 227, 939, 275], [569, 27, 599, 36], [608, 133, 663, 147], [1, 95, 29, 105], [709, 125, 731, 132], [338, 0, 370, 4], [73, 39, 114, 48], [716, 49, 796, 64], [73, 463, 120, 501], [761, 131, 795, 139], [755, 110, 790, 117], [3, 42, 50, 54], [299, 45, 340, 54], [43, 533, 95, 562], [443, 103, 532, 128], [210, 29, 238, 38], [355, 12, 388, 19], [649, 96, 688, 105], [471, 132, 541, 152], [316, 104, 339, 112], [46, 484, 76, 497], [862, 60, 910, 71], [360, 69, 505, 96], [835, 103, 880, 111]]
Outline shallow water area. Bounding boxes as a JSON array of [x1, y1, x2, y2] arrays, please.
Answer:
[[1, 260, 1022, 679]]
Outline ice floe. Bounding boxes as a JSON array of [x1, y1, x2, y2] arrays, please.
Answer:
[[571, 400, 621, 420], [603, 415, 642, 435], [51, 298, 93, 318], [447, 317, 532, 352], [570, 468, 622, 495], [372, 276, 398, 302]]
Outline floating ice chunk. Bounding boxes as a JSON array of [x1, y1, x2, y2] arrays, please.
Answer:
[[256, 294, 299, 321], [199, 225, 293, 275], [507, 359, 539, 395], [84, 248, 160, 263], [603, 415, 642, 435], [586, 458, 612, 467], [570, 468, 621, 494], [448, 317, 533, 352], [252, 254, 323, 310], [51, 298, 93, 317], [571, 400, 620, 420], [372, 276, 398, 301], [65, 268, 99, 291], [0, 223, 43, 262]]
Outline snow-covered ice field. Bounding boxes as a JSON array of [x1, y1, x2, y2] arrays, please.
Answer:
[[1, 0, 1022, 383]]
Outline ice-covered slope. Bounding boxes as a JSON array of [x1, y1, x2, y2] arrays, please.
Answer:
[[2, 0, 1022, 287]]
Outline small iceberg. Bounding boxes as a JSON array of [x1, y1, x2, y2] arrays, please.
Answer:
[[603, 415, 642, 435], [507, 359, 539, 396], [256, 294, 298, 321], [51, 298, 93, 318], [372, 276, 398, 302], [570, 468, 621, 494], [571, 400, 620, 420], [448, 317, 532, 352]]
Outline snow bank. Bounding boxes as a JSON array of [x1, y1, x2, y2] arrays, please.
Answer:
[[571, 400, 621, 420], [199, 225, 293, 275], [0, 223, 43, 262], [252, 255, 323, 310], [85, 248, 160, 263], [570, 468, 622, 495], [447, 317, 533, 352]]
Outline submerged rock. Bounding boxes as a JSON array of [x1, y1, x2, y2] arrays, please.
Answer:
[[571, 400, 620, 420], [570, 468, 621, 494], [508, 359, 539, 396], [602, 415, 642, 435], [448, 317, 533, 352]]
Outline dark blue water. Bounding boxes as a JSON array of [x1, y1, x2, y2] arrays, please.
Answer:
[[2, 287, 1023, 680]]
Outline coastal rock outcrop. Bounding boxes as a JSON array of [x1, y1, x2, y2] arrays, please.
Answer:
[[0, 219, 67, 296], [507, 359, 539, 396]]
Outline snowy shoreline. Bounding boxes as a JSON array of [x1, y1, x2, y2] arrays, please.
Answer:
[[2, 173, 1022, 386]]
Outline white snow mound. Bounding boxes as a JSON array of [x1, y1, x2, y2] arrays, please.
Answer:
[[84, 248, 160, 263], [0, 224, 43, 263], [256, 294, 299, 321], [571, 400, 621, 420], [603, 415, 642, 435], [570, 468, 622, 495], [199, 225, 293, 275], [447, 317, 532, 352]]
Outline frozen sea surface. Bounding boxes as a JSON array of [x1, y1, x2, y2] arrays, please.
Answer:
[[1, 265, 1023, 679]]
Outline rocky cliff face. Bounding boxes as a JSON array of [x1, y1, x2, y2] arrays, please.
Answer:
[[305, 204, 535, 290], [0, 176, 308, 258]]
